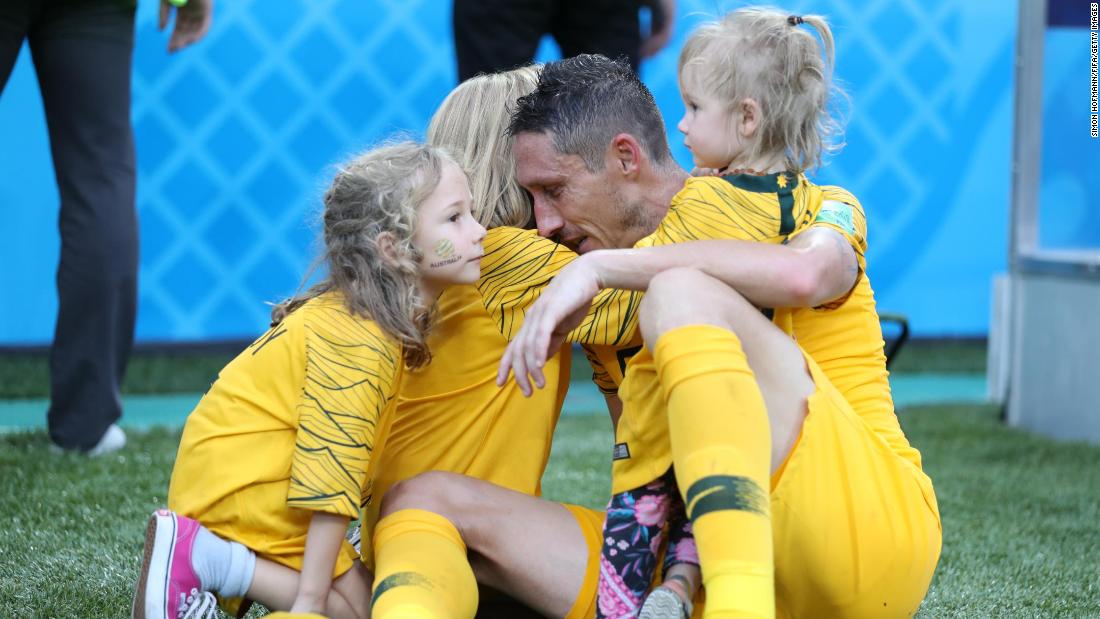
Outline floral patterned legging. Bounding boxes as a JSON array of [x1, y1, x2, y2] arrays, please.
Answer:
[[596, 469, 700, 618]]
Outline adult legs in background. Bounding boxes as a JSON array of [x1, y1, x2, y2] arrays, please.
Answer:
[[453, 0, 551, 81], [27, 0, 138, 451], [0, 1, 31, 88], [552, 0, 640, 71], [453, 0, 641, 81]]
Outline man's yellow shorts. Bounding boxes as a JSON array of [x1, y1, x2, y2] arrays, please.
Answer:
[[770, 352, 941, 617], [600, 351, 942, 617]]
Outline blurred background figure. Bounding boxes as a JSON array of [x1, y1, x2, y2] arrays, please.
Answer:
[[0, 0, 212, 455], [453, 0, 676, 80]]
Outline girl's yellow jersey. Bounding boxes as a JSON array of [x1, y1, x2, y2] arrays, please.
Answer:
[[168, 292, 401, 573]]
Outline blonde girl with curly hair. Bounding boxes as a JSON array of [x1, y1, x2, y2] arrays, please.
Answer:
[[130, 141, 485, 619]]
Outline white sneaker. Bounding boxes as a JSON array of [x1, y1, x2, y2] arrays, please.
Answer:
[[53, 423, 127, 456], [87, 424, 127, 456]]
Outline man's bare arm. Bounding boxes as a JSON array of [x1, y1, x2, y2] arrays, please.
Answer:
[[584, 225, 859, 309]]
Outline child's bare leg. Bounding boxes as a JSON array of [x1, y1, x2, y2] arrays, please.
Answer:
[[331, 562, 372, 618], [247, 559, 371, 619], [662, 563, 700, 603]]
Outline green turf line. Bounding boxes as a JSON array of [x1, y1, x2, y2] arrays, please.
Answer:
[[0, 374, 988, 432], [0, 393, 201, 432]]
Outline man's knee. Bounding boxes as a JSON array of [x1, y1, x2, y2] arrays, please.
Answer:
[[380, 471, 481, 531], [640, 268, 748, 346]]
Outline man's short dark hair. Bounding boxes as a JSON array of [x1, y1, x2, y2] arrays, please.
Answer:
[[509, 54, 673, 171]]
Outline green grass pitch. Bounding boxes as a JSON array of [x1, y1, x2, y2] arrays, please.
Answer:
[[1, 403, 1099, 617]]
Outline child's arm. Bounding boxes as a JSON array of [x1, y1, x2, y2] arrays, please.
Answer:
[[291, 511, 351, 614]]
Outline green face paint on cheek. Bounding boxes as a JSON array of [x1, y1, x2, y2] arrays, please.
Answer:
[[429, 237, 462, 269], [435, 239, 455, 259]]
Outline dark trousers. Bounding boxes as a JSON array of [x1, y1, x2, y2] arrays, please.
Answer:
[[453, 0, 641, 81], [0, 0, 138, 450]]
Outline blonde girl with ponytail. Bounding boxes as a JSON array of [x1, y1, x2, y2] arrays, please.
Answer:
[[676, 8, 845, 176]]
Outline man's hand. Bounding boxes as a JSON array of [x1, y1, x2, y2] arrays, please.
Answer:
[[160, 0, 213, 53], [497, 256, 603, 396]]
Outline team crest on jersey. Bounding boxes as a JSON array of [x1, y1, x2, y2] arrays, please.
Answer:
[[815, 201, 857, 237], [612, 442, 631, 460]]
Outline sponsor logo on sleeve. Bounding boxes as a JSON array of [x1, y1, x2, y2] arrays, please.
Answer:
[[815, 201, 857, 237]]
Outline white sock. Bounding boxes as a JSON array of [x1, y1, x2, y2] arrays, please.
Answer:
[[191, 525, 256, 598]]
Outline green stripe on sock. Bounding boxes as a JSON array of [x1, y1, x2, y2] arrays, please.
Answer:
[[371, 572, 432, 611], [685, 474, 768, 520]]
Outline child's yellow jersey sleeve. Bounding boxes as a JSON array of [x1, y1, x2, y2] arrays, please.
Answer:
[[287, 301, 401, 518], [477, 227, 639, 346]]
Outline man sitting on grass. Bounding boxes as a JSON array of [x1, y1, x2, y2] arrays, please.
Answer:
[[368, 52, 941, 618]]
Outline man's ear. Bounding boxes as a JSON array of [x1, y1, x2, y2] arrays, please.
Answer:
[[608, 133, 644, 179], [376, 231, 400, 266], [737, 98, 762, 140]]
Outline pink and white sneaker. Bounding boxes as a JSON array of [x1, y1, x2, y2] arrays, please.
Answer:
[[131, 509, 215, 619]]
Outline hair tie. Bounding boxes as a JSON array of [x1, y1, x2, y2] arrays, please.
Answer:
[[787, 15, 804, 26]]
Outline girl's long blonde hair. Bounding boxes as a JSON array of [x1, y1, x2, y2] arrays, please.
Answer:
[[272, 142, 455, 369], [679, 7, 846, 172], [427, 66, 539, 229]]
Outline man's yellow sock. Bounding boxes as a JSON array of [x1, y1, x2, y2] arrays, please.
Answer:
[[371, 508, 478, 619], [655, 325, 775, 619]]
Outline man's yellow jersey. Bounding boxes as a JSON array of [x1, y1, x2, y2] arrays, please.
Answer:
[[781, 186, 922, 468], [581, 173, 926, 491], [607, 172, 825, 489], [168, 292, 400, 574], [579, 172, 822, 409], [587, 173, 939, 616]]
